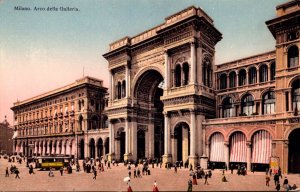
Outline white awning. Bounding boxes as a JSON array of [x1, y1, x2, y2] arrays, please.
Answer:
[[12, 131, 18, 139]]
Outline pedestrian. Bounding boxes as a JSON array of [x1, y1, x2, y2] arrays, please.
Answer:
[[276, 183, 280, 191], [137, 168, 141, 178], [60, 167, 64, 176], [134, 169, 137, 178], [269, 168, 272, 176], [174, 165, 177, 173], [93, 169, 97, 180], [153, 180, 159, 192], [108, 161, 111, 169], [127, 181, 133, 192], [49, 168, 54, 177], [274, 173, 280, 187], [192, 173, 197, 185], [283, 177, 290, 191], [129, 170, 132, 178], [5, 167, 9, 177], [15, 168, 20, 179], [187, 178, 193, 192], [230, 164, 234, 174], [266, 174, 270, 186], [278, 167, 282, 178], [204, 172, 209, 185]]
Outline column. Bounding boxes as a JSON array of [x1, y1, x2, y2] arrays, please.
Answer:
[[111, 71, 114, 100], [124, 118, 131, 161], [288, 91, 292, 112], [227, 75, 230, 89], [268, 65, 271, 82], [164, 113, 169, 155], [190, 42, 196, 84], [162, 113, 171, 165], [190, 111, 196, 157], [109, 71, 112, 101], [125, 66, 129, 98], [108, 121, 115, 161], [246, 142, 251, 172], [148, 123, 154, 159], [224, 141, 230, 170], [164, 51, 169, 89]]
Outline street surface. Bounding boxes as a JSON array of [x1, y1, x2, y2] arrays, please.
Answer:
[[1, 157, 300, 191]]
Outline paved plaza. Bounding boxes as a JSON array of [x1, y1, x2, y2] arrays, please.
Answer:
[[1, 158, 300, 191]]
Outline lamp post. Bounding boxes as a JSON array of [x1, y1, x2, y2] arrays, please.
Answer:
[[26, 137, 29, 167]]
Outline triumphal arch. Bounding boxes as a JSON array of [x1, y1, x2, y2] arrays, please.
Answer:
[[103, 6, 222, 167]]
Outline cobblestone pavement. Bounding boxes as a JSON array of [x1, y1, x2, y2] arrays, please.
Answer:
[[1, 158, 300, 191]]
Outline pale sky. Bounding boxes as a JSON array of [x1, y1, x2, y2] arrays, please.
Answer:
[[0, 0, 286, 124]]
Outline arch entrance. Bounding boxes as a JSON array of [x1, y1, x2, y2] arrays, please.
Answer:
[[134, 69, 164, 160], [174, 122, 190, 162], [288, 128, 300, 173]]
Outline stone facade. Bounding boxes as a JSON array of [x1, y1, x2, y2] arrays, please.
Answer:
[[0, 117, 13, 155], [103, 1, 300, 173], [10, 76, 109, 160]]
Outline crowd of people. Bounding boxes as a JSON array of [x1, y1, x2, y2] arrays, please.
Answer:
[[1, 155, 300, 191]]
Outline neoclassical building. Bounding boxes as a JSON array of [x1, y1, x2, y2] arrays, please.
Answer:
[[103, 0, 300, 173], [11, 76, 109, 160]]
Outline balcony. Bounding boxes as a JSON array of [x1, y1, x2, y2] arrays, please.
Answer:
[[205, 113, 277, 125]]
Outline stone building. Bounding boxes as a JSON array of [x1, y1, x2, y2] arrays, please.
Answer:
[[0, 116, 13, 155], [103, 0, 300, 173], [11, 76, 109, 160]]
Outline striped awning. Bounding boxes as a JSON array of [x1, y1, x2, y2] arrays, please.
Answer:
[[210, 133, 225, 162], [252, 130, 272, 164], [230, 132, 247, 162]]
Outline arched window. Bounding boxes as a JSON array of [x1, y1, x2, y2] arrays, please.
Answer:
[[182, 63, 189, 85], [292, 79, 300, 112], [238, 69, 246, 86], [117, 82, 121, 99], [241, 94, 254, 116], [175, 64, 181, 87], [248, 67, 257, 84], [202, 57, 212, 87], [270, 62, 276, 80], [121, 80, 126, 98], [259, 64, 268, 83], [262, 91, 275, 114], [229, 71, 236, 88], [220, 73, 227, 89], [222, 97, 235, 118], [207, 64, 212, 87], [288, 46, 299, 68]]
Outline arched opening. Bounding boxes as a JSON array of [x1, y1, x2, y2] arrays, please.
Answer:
[[220, 73, 227, 89], [49, 141, 53, 155], [97, 138, 103, 159], [137, 129, 145, 160], [122, 80, 126, 98], [288, 45, 299, 68], [174, 122, 190, 162], [105, 138, 109, 156], [134, 69, 164, 160], [292, 79, 300, 113], [262, 91, 275, 114], [270, 62, 276, 80], [241, 94, 254, 116], [251, 130, 272, 172], [182, 63, 189, 85], [117, 82, 122, 99], [222, 97, 235, 118], [79, 115, 83, 131], [89, 139, 95, 159], [229, 131, 247, 168], [289, 128, 300, 173], [80, 139, 84, 159], [92, 115, 99, 129], [259, 64, 268, 83], [238, 69, 246, 86], [229, 71, 236, 88], [117, 128, 125, 162], [175, 65, 181, 87], [209, 132, 225, 169], [248, 67, 257, 84]]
